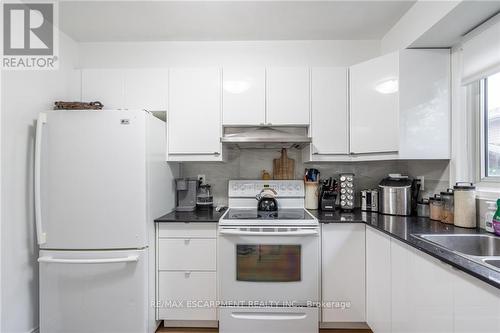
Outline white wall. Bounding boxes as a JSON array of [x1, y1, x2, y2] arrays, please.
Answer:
[[1, 32, 80, 333], [78, 40, 381, 68]]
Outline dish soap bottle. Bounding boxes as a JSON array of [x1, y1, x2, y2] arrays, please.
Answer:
[[492, 199, 500, 236]]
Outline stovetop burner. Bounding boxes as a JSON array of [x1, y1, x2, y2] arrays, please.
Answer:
[[223, 208, 314, 221]]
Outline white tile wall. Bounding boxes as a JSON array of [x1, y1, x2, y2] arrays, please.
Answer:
[[181, 148, 451, 206]]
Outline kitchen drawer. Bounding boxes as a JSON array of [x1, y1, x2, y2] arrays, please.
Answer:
[[157, 223, 217, 238], [158, 271, 217, 321], [158, 238, 216, 271], [220, 307, 318, 333]]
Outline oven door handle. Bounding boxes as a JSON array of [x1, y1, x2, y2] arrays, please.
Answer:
[[219, 229, 318, 236], [230, 312, 307, 321]]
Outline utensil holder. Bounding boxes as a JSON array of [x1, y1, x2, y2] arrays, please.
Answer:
[[305, 181, 319, 210]]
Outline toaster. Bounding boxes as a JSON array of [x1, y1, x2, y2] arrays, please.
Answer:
[[361, 189, 378, 212]]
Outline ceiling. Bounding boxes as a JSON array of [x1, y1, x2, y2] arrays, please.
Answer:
[[60, 1, 416, 42], [411, 1, 500, 48]]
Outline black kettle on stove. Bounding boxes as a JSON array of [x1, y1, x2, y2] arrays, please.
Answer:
[[256, 188, 278, 211]]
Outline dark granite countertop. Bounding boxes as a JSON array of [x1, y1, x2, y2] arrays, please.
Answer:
[[154, 206, 500, 289], [155, 207, 227, 223], [309, 209, 500, 290]]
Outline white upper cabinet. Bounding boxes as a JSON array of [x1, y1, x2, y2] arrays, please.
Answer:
[[222, 67, 266, 125], [124, 68, 168, 111], [398, 49, 450, 159], [310, 67, 349, 156], [167, 67, 223, 161], [82, 69, 125, 109], [266, 67, 310, 125], [350, 52, 399, 155], [81, 68, 168, 111]]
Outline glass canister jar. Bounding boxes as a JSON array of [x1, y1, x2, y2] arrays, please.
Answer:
[[429, 195, 443, 221], [440, 189, 454, 224], [454, 182, 476, 228]]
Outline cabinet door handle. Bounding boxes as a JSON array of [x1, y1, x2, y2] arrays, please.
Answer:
[[169, 152, 220, 156], [184, 271, 191, 278], [184, 239, 191, 245]]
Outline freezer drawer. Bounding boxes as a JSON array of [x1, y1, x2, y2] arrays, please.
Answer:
[[220, 307, 318, 333], [39, 249, 149, 333]]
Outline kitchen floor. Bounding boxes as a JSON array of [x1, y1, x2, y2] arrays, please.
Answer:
[[157, 327, 372, 333]]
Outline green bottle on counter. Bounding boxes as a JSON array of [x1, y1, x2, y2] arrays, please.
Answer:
[[492, 199, 500, 236]]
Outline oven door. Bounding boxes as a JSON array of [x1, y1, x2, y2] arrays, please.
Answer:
[[218, 226, 320, 306]]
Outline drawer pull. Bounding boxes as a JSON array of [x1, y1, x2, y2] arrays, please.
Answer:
[[184, 271, 191, 278], [184, 239, 191, 245]]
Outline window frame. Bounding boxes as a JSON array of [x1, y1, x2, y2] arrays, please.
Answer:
[[479, 74, 500, 182]]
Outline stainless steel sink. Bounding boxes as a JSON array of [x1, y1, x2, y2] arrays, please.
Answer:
[[483, 259, 500, 270], [412, 234, 500, 272], [416, 234, 500, 257]]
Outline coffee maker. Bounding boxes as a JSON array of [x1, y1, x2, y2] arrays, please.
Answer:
[[175, 178, 199, 211]]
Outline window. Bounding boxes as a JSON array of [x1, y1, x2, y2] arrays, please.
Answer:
[[481, 71, 500, 179]]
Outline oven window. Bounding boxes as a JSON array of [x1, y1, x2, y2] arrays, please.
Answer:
[[236, 245, 301, 282]]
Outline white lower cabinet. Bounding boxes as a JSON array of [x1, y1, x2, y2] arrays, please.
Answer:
[[452, 268, 500, 332], [391, 239, 453, 333], [366, 228, 392, 333], [156, 223, 217, 324], [366, 230, 500, 333], [158, 271, 217, 321], [321, 223, 365, 323]]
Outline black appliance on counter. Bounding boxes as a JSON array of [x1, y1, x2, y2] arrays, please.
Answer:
[[319, 177, 338, 211]]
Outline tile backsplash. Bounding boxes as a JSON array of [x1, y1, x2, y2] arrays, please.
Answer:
[[180, 148, 451, 207]]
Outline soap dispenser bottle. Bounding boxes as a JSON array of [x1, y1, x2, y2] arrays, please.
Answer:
[[492, 199, 500, 236]]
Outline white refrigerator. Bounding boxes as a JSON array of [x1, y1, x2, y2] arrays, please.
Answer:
[[35, 110, 178, 333]]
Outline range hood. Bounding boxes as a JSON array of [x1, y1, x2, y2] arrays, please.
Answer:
[[221, 126, 311, 149]]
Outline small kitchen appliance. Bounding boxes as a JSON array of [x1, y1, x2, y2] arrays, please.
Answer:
[[176, 178, 198, 211], [378, 174, 419, 216], [339, 173, 355, 210], [361, 189, 379, 212], [219, 180, 319, 333], [196, 183, 214, 209], [319, 177, 338, 211]]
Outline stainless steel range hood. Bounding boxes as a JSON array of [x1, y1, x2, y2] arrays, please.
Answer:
[[221, 126, 311, 149]]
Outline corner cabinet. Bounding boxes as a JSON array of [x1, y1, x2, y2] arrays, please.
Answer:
[[305, 49, 451, 162], [366, 227, 500, 333], [350, 52, 399, 156], [167, 68, 224, 162], [349, 49, 450, 160], [365, 228, 392, 333], [321, 223, 365, 325]]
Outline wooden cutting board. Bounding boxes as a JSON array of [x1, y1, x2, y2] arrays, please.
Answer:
[[273, 148, 295, 180]]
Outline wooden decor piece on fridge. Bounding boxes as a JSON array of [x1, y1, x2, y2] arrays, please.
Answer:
[[273, 148, 295, 180]]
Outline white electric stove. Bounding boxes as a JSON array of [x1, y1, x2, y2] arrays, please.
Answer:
[[218, 180, 319, 333]]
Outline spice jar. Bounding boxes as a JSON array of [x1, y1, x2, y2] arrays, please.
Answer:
[[453, 182, 476, 228], [429, 195, 443, 221], [440, 189, 454, 224]]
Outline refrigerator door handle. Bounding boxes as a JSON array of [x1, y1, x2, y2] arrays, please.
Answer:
[[38, 255, 139, 264], [35, 113, 47, 245]]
